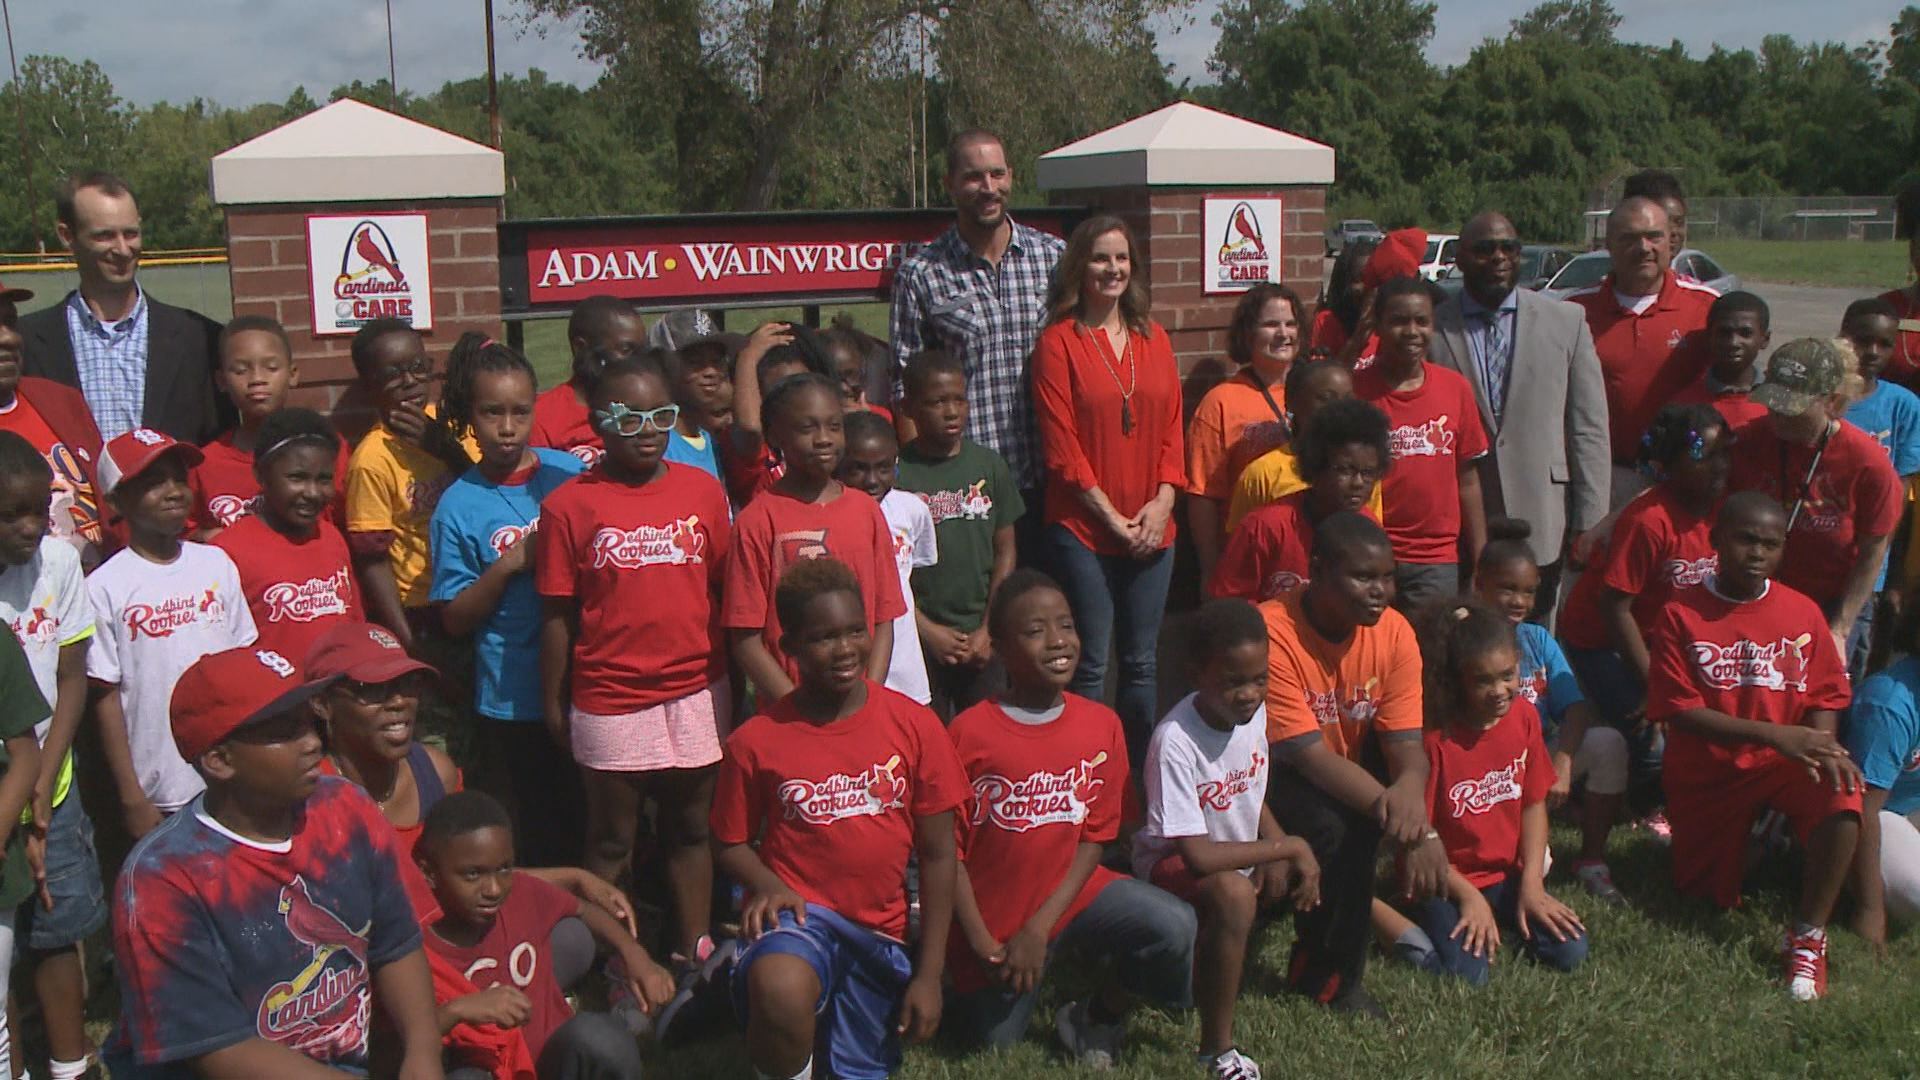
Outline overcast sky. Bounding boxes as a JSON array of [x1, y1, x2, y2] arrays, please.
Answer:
[[5, 0, 1900, 107]]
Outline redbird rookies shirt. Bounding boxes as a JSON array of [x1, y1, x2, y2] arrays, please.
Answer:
[[535, 463, 731, 715], [1559, 485, 1718, 651], [108, 778, 421, 1074], [529, 384, 602, 468], [710, 682, 968, 939], [1210, 491, 1377, 602], [946, 695, 1127, 991], [212, 515, 363, 664], [1353, 362, 1489, 565], [1728, 419, 1902, 610], [1133, 693, 1270, 880], [1424, 696, 1555, 888], [190, 433, 351, 531], [423, 871, 578, 1061], [1646, 578, 1851, 775], [722, 486, 906, 679], [1261, 591, 1423, 758]]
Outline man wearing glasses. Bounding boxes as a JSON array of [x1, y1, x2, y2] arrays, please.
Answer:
[[1429, 212, 1610, 623]]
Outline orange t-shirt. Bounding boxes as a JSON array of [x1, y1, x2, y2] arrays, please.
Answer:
[[1185, 370, 1290, 502], [1261, 591, 1423, 756]]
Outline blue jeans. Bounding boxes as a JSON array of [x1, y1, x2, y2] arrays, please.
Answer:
[[1413, 874, 1589, 986], [945, 877, 1196, 1048], [1565, 645, 1665, 807], [1047, 525, 1174, 769], [19, 789, 107, 950]]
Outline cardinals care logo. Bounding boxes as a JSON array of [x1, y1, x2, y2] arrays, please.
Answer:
[[1690, 634, 1814, 692], [263, 568, 353, 624], [125, 586, 223, 639], [332, 220, 415, 324], [590, 516, 705, 569], [920, 480, 993, 525], [971, 752, 1108, 833], [778, 755, 908, 825], [777, 528, 832, 562], [1197, 750, 1267, 812], [1213, 201, 1276, 287], [1665, 555, 1716, 589], [1389, 417, 1456, 459], [491, 521, 537, 558], [208, 493, 261, 527], [258, 876, 372, 1058], [1448, 750, 1528, 818]]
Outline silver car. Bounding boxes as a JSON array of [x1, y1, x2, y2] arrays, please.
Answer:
[[1542, 248, 1741, 300]]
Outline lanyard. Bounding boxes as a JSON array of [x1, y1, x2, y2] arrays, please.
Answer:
[[1248, 370, 1288, 426], [1780, 423, 1833, 533]]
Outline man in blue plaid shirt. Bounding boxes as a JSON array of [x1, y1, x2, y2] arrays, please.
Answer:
[[890, 130, 1063, 521]]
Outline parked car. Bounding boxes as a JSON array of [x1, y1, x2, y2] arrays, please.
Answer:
[[1419, 234, 1460, 281], [1435, 244, 1580, 300], [1541, 248, 1740, 300], [1325, 219, 1384, 256]]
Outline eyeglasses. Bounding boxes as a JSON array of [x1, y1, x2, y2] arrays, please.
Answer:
[[1329, 464, 1384, 482], [594, 401, 680, 437], [1469, 239, 1523, 258], [380, 357, 433, 386], [339, 673, 429, 705]]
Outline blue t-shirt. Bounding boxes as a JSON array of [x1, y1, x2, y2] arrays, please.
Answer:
[[1516, 621, 1583, 734], [1847, 655, 1920, 816], [430, 449, 585, 721], [1846, 382, 1920, 591], [665, 427, 721, 480]]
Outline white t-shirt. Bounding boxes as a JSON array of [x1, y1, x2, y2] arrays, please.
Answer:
[[1133, 692, 1270, 879], [87, 542, 258, 811], [879, 488, 937, 705], [0, 535, 94, 741]]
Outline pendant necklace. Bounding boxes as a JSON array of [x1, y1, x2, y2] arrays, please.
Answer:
[[1095, 324, 1139, 436]]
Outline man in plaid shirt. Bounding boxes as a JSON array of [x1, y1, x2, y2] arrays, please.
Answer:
[[890, 130, 1064, 508]]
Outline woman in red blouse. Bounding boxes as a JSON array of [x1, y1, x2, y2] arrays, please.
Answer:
[[1031, 215, 1184, 766]]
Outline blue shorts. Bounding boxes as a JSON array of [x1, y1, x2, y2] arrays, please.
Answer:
[[18, 792, 107, 951], [730, 904, 912, 1080]]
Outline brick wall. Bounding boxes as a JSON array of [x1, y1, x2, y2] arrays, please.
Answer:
[[222, 198, 503, 438]]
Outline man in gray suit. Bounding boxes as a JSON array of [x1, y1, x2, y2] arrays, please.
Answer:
[[1429, 211, 1610, 622]]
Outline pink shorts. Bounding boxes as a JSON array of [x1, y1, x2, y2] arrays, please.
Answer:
[[570, 680, 728, 773]]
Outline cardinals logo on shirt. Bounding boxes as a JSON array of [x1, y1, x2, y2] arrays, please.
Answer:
[[777, 528, 832, 562], [1794, 485, 1844, 533], [1690, 633, 1815, 692], [920, 480, 993, 525], [590, 516, 705, 569], [490, 520, 538, 558], [258, 877, 372, 1058], [1448, 750, 1528, 818], [1259, 570, 1305, 600], [1665, 555, 1716, 589], [778, 755, 908, 825], [263, 568, 353, 624], [208, 493, 261, 527], [567, 443, 606, 468], [1388, 417, 1456, 458], [403, 474, 455, 519], [11, 604, 56, 646], [125, 586, 224, 639], [971, 753, 1107, 833], [1667, 329, 1686, 350], [1197, 750, 1267, 812]]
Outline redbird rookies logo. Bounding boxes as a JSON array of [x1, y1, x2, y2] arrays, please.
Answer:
[[11, 605, 56, 646], [566, 444, 606, 468], [970, 752, 1108, 833], [208, 493, 260, 527], [490, 521, 538, 557], [590, 517, 705, 569], [919, 480, 993, 525], [1689, 633, 1814, 692], [1388, 417, 1456, 458], [1665, 555, 1716, 588], [125, 586, 224, 639], [778, 754, 908, 825], [1448, 750, 1528, 818], [1198, 750, 1267, 812], [1305, 679, 1381, 729], [258, 876, 372, 1058], [263, 568, 353, 624]]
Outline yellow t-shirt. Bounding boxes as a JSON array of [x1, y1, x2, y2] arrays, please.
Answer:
[[345, 418, 475, 608], [1227, 447, 1383, 532]]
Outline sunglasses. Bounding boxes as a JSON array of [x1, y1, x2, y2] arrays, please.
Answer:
[[1469, 239, 1523, 258], [594, 401, 680, 437], [338, 673, 429, 705]]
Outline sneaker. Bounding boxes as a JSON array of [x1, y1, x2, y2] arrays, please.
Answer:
[[1327, 983, 1389, 1023], [656, 937, 738, 1046], [1200, 1048, 1263, 1080], [1641, 811, 1673, 845], [1784, 928, 1828, 1002], [1572, 859, 1626, 904], [1055, 998, 1125, 1070]]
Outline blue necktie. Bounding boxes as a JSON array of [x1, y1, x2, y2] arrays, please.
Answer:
[[1481, 310, 1510, 428]]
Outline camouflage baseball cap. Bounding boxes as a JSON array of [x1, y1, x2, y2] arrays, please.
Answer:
[[1750, 338, 1845, 417]]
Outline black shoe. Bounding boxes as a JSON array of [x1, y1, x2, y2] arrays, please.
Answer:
[[1327, 983, 1389, 1023]]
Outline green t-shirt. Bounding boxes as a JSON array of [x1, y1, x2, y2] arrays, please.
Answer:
[[895, 439, 1026, 633], [0, 631, 49, 910]]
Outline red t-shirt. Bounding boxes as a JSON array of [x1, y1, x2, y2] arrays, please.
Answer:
[[1210, 490, 1378, 602], [1876, 288, 1920, 387], [1669, 380, 1769, 432], [1646, 578, 1851, 775], [722, 433, 784, 508], [946, 695, 1127, 991], [1565, 271, 1718, 464], [1354, 362, 1489, 564], [422, 872, 578, 1060], [1424, 696, 1554, 889], [529, 383, 603, 468], [191, 432, 352, 531], [1558, 485, 1719, 650], [0, 394, 103, 549], [211, 514, 363, 661], [722, 485, 906, 679], [1727, 420, 1902, 609], [534, 463, 731, 714], [710, 683, 969, 938]]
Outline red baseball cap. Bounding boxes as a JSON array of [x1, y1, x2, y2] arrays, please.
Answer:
[[1362, 227, 1428, 291], [0, 277, 32, 304], [303, 621, 435, 685], [170, 646, 336, 764], [97, 427, 204, 498]]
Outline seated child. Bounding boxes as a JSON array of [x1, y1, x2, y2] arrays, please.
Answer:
[[1408, 600, 1588, 986], [530, 295, 648, 465], [105, 646, 440, 1076], [711, 558, 967, 1080], [840, 411, 936, 705], [1226, 358, 1380, 532], [1134, 597, 1318, 1080], [0, 630, 48, 1080], [418, 791, 673, 1080], [1672, 291, 1771, 430], [946, 570, 1194, 1064], [1210, 398, 1387, 602], [1644, 491, 1861, 1001], [211, 408, 362, 661], [1845, 642, 1920, 948], [893, 349, 1022, 719]]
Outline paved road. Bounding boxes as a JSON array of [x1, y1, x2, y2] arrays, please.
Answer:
[[1745, 281, 1866, 345]]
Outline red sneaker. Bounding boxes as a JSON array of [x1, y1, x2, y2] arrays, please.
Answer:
[[1784, 928, 1828, 1001]]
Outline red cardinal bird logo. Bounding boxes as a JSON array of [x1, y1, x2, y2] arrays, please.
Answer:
[[339, 222, 407, 287], [258, 876, 374, 1052], [354, 226, 405, 284], [1230, 205, 1267, 256]]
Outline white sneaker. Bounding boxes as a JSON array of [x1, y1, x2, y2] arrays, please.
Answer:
[[1572, 860, 1626, 904], [1056, 998, 1125, 1070], [1201, 1047, 1263, 1080]]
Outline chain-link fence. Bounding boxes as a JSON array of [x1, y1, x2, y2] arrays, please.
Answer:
[[1581, 196, 1898, 246]]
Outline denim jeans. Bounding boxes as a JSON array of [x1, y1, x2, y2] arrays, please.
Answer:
[[1047, 525, 1174, 769], [1413, 873, 1589, 986], [1392, 562, 1459, 613]]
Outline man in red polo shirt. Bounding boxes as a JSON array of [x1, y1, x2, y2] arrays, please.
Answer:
[[1564, 197, 1720, 509]]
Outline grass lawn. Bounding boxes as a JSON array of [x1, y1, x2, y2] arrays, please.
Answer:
[[639, 826, 1920, 1079], [1708, 239, 1911, 291]]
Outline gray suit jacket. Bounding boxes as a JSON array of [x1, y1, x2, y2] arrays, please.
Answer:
[[1430, 289, 1610, 564]]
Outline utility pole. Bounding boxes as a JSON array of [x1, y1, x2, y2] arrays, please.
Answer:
[[485, 0, 503, 149], [385, 0, 399, 106]]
